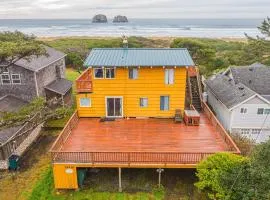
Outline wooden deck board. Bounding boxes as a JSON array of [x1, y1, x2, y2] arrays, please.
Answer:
[[61, 113, 227, 153]]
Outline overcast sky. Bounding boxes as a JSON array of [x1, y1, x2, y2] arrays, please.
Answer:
[[0, 0, 269, 19]]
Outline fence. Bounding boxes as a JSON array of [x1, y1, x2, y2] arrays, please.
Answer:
[[0, 113, 42, 160]]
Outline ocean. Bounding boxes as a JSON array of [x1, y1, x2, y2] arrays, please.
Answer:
[[0, 18, 263, 38]]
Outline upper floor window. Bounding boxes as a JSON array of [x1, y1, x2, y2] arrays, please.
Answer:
[[264, 109, 270, 115], [105, 68, 115, 79], [0, 67, 8, 73], [80, 98, 91, 107], [240, 108, 247, 114], [129, 68, 138, 79], [1, 74, 11, 85], [241, 129, 250, 135], [11, 74, 21, 85], [257, 108, 264, 115], [165, 69, 174, 85], [160, 96, 170, 111], [94, 68, 104, 79], [140, 97, 148, 108]]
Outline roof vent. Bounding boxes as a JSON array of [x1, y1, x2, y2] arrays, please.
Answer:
[[238, 86, 245, 90], [241, 93, 246, 97], [249, 67, 254, 71], [122, 35, 128, 48], [228, 78, 233, 82], [249, 80, 252, 84]]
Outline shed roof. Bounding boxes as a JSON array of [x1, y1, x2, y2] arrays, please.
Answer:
[[0, 95, 28, 113], [229, 63, 270, 95], [14, 46, 66, 72], [45, 78, 73, 95], [205, 75, 256, 109], [84, 48, 195, 67]]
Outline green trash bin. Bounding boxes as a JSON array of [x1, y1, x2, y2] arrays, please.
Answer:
[[9, 154, 20, 170], [77, 169, 87, 187]]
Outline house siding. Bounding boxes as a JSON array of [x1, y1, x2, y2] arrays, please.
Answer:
[[0, 64, 36, 102], [206, 88, 231, 131], [76, 67, 187, 118], [36, 58, 65, 97], [231, 96, 270, 129]]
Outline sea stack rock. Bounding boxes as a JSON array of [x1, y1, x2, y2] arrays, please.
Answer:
[[92, 14, 108, 23], [113, 15, 128, 23]]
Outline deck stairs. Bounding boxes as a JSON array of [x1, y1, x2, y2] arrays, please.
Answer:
[[187, 66, 202, 111]]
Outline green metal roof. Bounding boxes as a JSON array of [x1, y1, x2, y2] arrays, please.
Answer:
[[84, 48, 195, 67]]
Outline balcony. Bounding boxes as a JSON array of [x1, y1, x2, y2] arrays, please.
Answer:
[[76, 68, 92, 93]]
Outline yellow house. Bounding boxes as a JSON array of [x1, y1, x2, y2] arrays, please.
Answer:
[[76, 48, 195, 118], [51, 48, 241, 190]]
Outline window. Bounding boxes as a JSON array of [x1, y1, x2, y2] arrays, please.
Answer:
[[240, 108, 247, 114], [94, 68, 104, 78], [0, 67, 8, 73], [160, 96, 169, 111], [165, 69, 174, 85], [241, 129, 250, 135], [140, 98, 148, 108], [264, 109, 270, 115], [11, 74, 21, 84], [80, 98, 91, 107], [105, 68, 115, 79], [252, 129, 261, 135], [1, 74, 11, 85], [257, 108, 264, 115], [129, 68, 138, 79]]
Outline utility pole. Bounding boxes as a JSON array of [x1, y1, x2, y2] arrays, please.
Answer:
[[156, 168, 164, 188]]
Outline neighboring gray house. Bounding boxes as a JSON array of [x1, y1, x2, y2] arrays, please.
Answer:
[[205, 63, 270, 143], [0, 46, 72, 112]]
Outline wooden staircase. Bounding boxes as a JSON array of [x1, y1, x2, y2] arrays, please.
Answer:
[[187, 67, 202, 111], [190, 76, 202, 111]]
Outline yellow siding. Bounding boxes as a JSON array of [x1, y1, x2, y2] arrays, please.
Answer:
[[77, 67, 187, 118], [53, 164, 78, 189]]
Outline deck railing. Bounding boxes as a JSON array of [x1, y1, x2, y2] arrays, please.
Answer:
[[50, 111, 79, 152], [201, 101, 240, 153], [76, 69, 92, 93], [51, 151, 215, 165]]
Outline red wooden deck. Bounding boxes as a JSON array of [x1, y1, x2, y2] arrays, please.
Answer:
[[61, 114, 227, 153]]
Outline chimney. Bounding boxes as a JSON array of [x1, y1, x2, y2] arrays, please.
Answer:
[[122, 35, 128, 48]]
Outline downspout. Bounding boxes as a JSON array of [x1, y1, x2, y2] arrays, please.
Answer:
[[34, 71, 39, 97]]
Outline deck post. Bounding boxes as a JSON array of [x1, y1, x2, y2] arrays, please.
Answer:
[[118, 167, 122, 192], [156, 168, 164, 188]]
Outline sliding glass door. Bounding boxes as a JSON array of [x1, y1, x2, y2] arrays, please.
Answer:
[[106, 97, 123, 117]]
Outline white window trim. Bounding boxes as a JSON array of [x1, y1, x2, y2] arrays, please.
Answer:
[[80, 98, 91, 107], [160, 95, 170, 111], [129, 68, 138, 80], [105, 96, 124, 118], [140, 97, 148, 108], [94, 68, 104, 79], [105, 68, 116, 79], [240, 108, 247, 114], [11, 74, 21, 85], [165, 68, 175, 85], [1, 74, 11, 85]]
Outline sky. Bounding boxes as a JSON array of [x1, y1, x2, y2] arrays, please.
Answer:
[[0, 0, 269, 19]]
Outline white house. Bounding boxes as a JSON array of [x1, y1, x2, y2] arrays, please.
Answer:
[[205, 63, 270, 143]]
